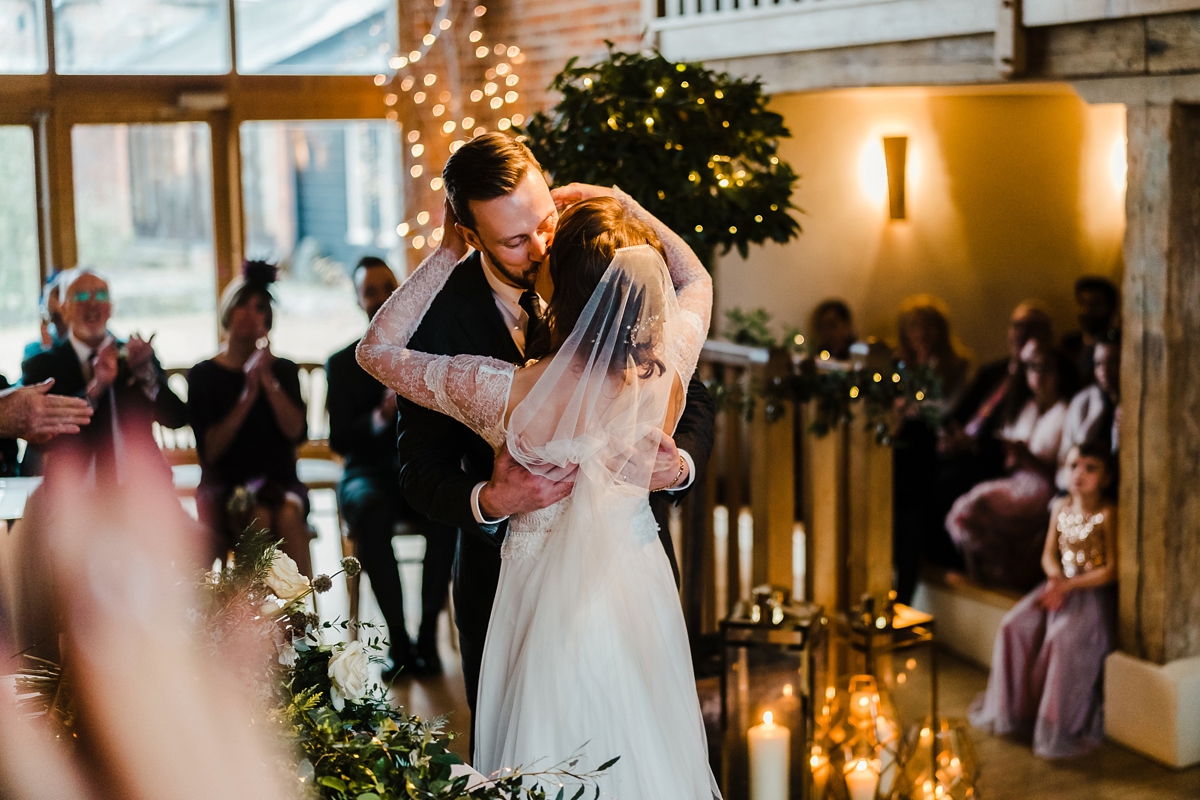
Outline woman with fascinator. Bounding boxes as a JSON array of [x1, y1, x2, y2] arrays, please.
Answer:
[[359, 188, 719, 798], [188, 261, 312, 575]]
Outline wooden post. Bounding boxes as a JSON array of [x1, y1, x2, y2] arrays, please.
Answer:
[[750, 349, 796, 591], [1119, 101, 1200, 665], [846, 413, 894, 604], [806, 410, 847, 613], [994, 0, 1025, 77]]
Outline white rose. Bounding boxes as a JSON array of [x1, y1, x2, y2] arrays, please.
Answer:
[[278, 642, 298, 667], [327, 641, 369, 710], [265, 551, 310, 601]]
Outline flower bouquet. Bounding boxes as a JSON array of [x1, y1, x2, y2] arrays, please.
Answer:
[[20, 529, 614, 800]]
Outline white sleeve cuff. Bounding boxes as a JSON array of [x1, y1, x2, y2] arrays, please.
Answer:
[[470, 481, 508, 525], [671, 450, 697, 492]]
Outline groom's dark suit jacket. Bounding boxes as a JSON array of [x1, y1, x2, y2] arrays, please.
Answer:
[[396, 251, 714, 727]]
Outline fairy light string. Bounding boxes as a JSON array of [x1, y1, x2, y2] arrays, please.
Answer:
[[378, 0, 527, 256]]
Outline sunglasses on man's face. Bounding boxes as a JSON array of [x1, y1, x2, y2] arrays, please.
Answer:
[[70, 290, 111, 303]]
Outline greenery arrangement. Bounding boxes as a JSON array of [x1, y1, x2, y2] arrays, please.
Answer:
[[705, 307, 944, 444], [19, 531, 613, 800], [519, 44, 801, 266]]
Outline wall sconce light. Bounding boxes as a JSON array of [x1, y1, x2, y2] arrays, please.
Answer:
[[882, 136, 907, 220]]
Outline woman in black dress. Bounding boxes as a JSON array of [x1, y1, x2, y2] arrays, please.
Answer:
[[188, 262, 312, 575]]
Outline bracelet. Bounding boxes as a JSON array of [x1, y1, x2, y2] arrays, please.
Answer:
[[653, 456, 687, 492]]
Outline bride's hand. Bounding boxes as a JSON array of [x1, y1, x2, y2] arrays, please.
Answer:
[[549, 182, 615, 211], [649, 434, 689, 491]]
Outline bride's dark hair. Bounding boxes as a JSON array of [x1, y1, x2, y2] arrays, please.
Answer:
[[545, 196, 668, 378]]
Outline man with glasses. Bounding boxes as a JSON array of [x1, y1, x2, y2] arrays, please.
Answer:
[[20, 268, 186, 483]]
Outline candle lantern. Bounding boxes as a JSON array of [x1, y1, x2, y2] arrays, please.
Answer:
[[720, 585, 827, 800], [899, 717, 979, 800], [810, 675, 904, 800], [833, 593, 938, 732]]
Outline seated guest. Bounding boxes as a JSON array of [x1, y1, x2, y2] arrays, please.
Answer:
[[946, 338, 1076, 591], [1061, 276, 1119, 388], [22, 272, 67, 363], [188, 262, 311, 575], [20, 268, 186, 483], [809, 298, 857, 361], [892, 295, 970, 602], [970, 442, 1117, 758], [1056, 330, 1121, 492], [937, 301, 1053, 504], [327, 257, 455, 678]]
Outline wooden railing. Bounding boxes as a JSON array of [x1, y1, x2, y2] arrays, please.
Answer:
[[680, 342, 894, 640]]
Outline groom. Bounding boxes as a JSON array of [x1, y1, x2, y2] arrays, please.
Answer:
[[396, 133, 714, 742]]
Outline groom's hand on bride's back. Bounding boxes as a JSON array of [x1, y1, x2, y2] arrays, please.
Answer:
[[549, 182, 615, 211], [478, 448, 576, 519]]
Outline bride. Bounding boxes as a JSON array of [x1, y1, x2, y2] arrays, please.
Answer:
[[358, 183, 719, 799]]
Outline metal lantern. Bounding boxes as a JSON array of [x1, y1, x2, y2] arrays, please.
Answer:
[[899, 717, 980, 800], [809, 675, 905, 800], [720, 585, 827, 800]]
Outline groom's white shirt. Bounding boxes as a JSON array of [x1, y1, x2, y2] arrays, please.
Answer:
[[469, 254, 695, 525]]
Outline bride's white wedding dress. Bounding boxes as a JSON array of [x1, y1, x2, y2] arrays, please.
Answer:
[[358, 189, 719, 799]]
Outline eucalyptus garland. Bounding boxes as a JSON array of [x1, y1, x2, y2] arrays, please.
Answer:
[[708, 361, 944, 446]]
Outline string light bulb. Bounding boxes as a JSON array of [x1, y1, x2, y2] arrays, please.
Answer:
[[469, 30, 482, 42], [416, 211, 431, 225]]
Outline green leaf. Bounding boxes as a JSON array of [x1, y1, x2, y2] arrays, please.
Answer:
[[571, 787, 586, 800], [596, 756, 621, 772], [318, 776, 348, 792]]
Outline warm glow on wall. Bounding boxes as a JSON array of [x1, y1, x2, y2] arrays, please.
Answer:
[[858, 139, 888, 205], [1109, 133, 1127, 194]]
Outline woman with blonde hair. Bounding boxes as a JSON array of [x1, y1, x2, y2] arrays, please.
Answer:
[[893, 294, 970, 602]]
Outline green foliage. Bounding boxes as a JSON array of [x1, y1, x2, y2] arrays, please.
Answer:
[[707, 361, 944, 446], [724, 307, 775, 348], [519, 44, 801, 265]]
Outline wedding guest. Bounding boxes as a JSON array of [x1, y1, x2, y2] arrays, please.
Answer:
[[0, 377, 93, 474], [327, 256, 455, 678], [1061, 276, 1119, 388], [970, 441, 1117, 758], [20, 268, 186, 483], [188, 262, 311, 575], [22, 272, 68, 363], [946, 338, 1076, 591], [891, 295, 970, 602], [937, 302, 1053, 512], [1056, 331, 1121, 492], [809, 298, 857, 361]]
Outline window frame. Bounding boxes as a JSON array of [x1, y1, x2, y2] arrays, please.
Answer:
[[0, 0, 405, 311]]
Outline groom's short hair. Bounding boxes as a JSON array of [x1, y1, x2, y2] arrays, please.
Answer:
[[443, 132, 542, 231]]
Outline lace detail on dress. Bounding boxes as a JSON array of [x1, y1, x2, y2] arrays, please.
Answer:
[[357, 244, 515, 439], [501, 499, 571, 561]]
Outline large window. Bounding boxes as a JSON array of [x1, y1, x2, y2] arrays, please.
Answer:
[[235, 0, 397, 75], [0, 126, 40, 380], [240, 120, 404, 364], [52, 0, 229, 75], [0, 1, 48, 73], [72, 123, 218, 368]]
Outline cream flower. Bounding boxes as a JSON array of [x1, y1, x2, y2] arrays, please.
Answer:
[[265, 551, 310, 601], [328, 641, 370, 710]]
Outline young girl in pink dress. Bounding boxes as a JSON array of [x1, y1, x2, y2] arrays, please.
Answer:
[[969, 440, 1118, 758]]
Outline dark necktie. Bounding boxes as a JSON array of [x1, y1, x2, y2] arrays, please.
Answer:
[[520, 290, 549, 360]]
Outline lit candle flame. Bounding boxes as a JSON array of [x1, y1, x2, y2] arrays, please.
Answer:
[[763, 711, 773, 725]]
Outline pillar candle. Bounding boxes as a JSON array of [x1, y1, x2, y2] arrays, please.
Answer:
[[748, 712, 789, 800], [809, 750, 829, 799], [844, 758, 880, 800]]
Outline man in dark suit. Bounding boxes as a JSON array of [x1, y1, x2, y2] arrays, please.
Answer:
[[396, 134, 714, 744], [327, 256, 456, 679], [20, 268, 186, 483]]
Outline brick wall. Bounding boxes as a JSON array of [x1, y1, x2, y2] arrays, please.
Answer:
[[487, 0, 646, 115]]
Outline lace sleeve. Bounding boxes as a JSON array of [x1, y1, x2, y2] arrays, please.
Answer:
[[357, 247, 515, 439], [613, 188, 712, 382]]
